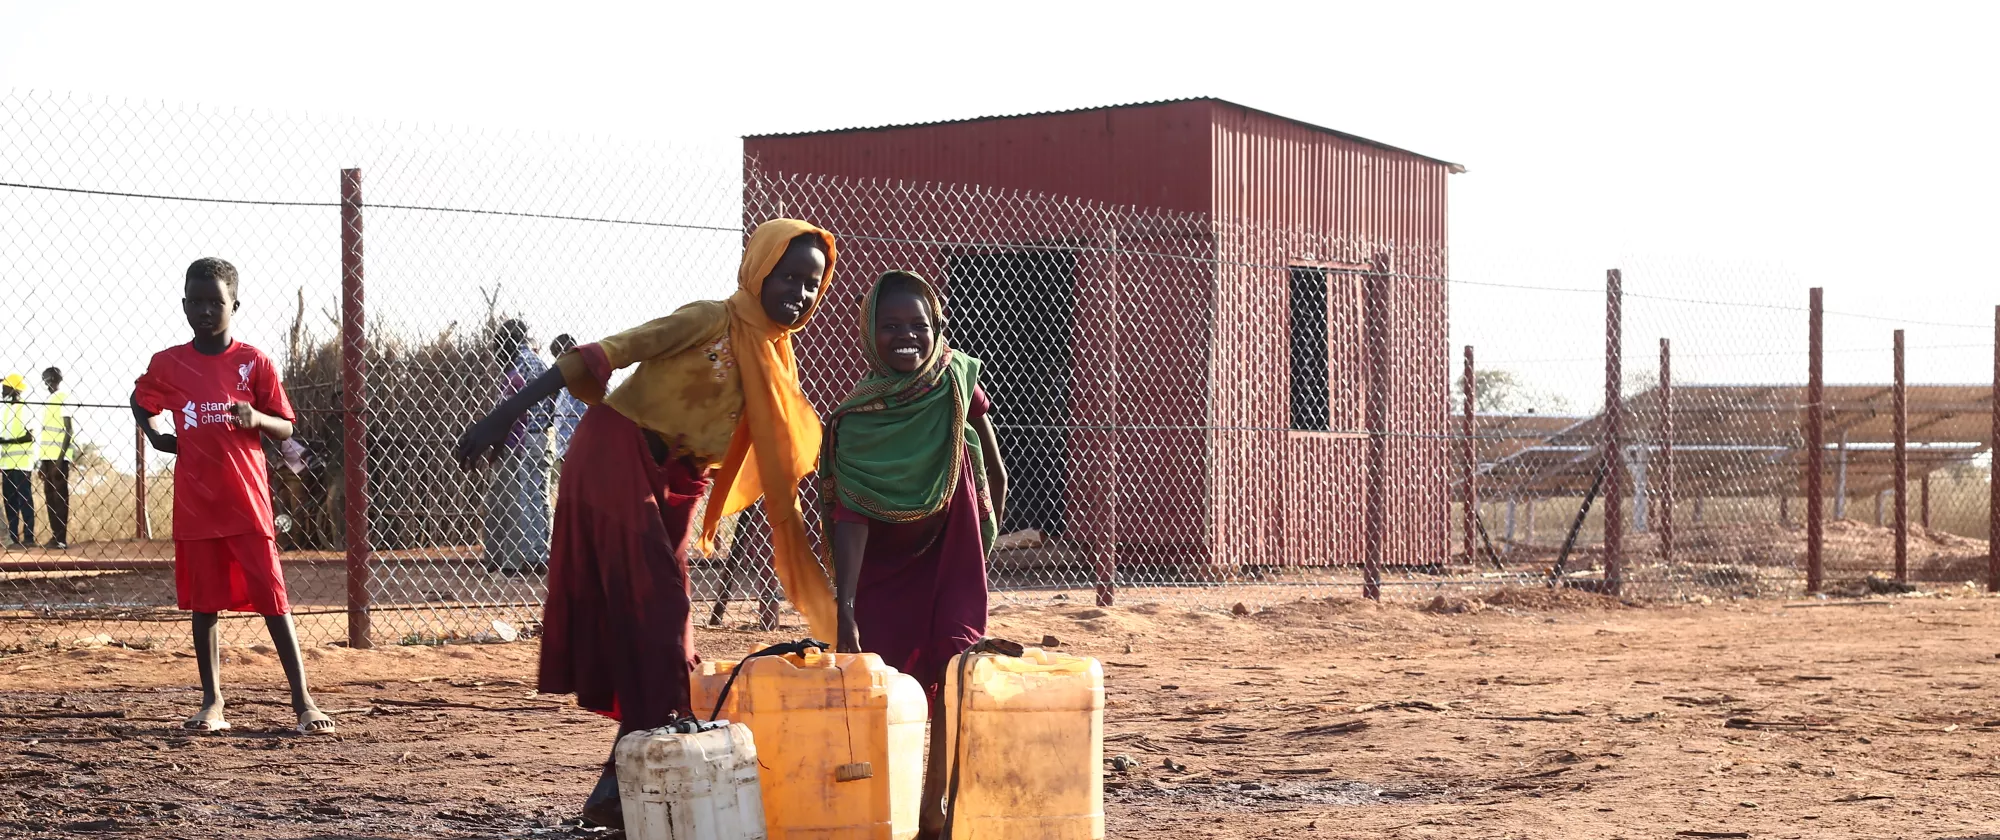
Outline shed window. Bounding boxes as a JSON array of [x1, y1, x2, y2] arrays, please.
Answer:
[[1289, 266, 1330, 432]]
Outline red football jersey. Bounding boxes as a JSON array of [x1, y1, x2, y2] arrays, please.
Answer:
[[134, 341, 295, 541]]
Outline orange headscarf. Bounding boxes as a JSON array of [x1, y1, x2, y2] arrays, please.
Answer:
[[699, 218, 838, 641]]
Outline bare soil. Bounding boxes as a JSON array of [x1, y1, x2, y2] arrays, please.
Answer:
[[5, 588, 2000, 839]]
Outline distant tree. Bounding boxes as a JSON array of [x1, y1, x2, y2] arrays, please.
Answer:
[[72, 441, 110, 472], [1624, 369, 1660, 398], [1453, 368, 1574, 415]]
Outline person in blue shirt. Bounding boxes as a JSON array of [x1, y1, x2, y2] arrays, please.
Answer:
[[481, 319, 555, 575]]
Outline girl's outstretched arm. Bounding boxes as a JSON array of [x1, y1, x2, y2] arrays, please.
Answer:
[[831, 519, 868, 653], [455, 365, 569, 468], [973, 414, 1007, 527]]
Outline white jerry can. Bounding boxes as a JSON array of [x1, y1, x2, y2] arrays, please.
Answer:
[[615, 718, 767, 840]]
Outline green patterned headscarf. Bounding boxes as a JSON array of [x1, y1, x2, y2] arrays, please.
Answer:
[[820, 271, 995, 548]]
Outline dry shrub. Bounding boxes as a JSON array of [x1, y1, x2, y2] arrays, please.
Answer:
[[67, 466, 177, 543], [278, 287, 503, 551], [1823, 575, 1919, 598]]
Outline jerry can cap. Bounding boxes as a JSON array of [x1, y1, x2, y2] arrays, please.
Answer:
[[660, 716, 731, 735]]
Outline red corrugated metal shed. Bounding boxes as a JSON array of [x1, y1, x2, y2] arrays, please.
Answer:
[[746, 98, 1458, 574]]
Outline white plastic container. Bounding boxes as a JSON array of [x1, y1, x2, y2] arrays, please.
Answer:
[[615, 719, 768, 840]]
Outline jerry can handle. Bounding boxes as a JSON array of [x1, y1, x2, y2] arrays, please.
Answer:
[[707, 637, 828, 723], [659, 713, 730, 735], [939, 636, 1026, 838], [962, 637, 1025, 658]]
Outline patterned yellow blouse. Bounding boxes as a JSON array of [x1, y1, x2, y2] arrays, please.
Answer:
[[554, 300, 743, 467]]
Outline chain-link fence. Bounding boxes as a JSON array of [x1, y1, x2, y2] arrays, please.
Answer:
[[3, 91, 1996, 648], [1454, 260, 2000, 603]]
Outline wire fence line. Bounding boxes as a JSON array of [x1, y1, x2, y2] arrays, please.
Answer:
[[2, 92, 1996, 649]]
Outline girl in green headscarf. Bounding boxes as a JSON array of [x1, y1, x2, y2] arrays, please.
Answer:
[[822, 270, 1007, 837]]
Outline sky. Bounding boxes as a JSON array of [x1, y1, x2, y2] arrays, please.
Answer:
[[3, 0, 1997, 454]]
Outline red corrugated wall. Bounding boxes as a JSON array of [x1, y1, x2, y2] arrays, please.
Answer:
[[746, 102, 1215, 213], [746, 103, 1219, 573], [1207, 101, 1451, 572], [744, 98, 1451, 576]]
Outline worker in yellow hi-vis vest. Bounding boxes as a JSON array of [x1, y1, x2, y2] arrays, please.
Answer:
[[0, 373, 37, 549], [40, 367, 74, 550]]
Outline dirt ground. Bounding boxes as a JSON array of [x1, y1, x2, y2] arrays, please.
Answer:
[[5, 587, 2000, 840]]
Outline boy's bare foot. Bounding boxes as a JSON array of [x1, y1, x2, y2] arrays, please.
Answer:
[[183, 699, 229, 732], [296, 708, 335, 735]]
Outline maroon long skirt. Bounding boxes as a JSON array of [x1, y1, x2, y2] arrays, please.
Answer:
[[834, 449, 989, 698], [538, 403, 711, 728]]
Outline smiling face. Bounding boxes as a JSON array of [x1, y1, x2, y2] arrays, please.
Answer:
[[760, 235, 829, 327], [873, 290, 935, 374]]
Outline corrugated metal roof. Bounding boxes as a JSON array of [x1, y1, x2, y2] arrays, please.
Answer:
[[745, 97, 1465, 173]]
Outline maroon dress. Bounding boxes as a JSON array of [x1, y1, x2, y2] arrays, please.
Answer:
[[834, 388, 992, 697], [539, 402, 711, 728]]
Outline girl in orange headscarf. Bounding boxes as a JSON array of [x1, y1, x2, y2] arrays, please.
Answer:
[[455, 219, 839, 829]]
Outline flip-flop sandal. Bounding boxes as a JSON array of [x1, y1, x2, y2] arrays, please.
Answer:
[[182, 717, 231, 732], [295, 715, 336, 736]]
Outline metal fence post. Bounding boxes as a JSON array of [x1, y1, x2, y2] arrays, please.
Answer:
[[1461, 345, 1475, 567], [1659, 337, 1674, 565], [134, 426, 149, 540], [1990, 305, 1999, 592], [1893, 329, 1907, 582], [1806, 288, 1825, 594], [341, 167, 373, 648], [1603, 269, 1624, 596], [1092, 221, 1120, 608], [1362, 252, 1391, 601]]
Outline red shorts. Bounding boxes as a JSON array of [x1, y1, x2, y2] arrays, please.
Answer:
[[175, 535, 290, 616]]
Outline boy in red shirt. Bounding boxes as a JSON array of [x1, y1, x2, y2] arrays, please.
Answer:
[[130, 257, 334, 735]]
